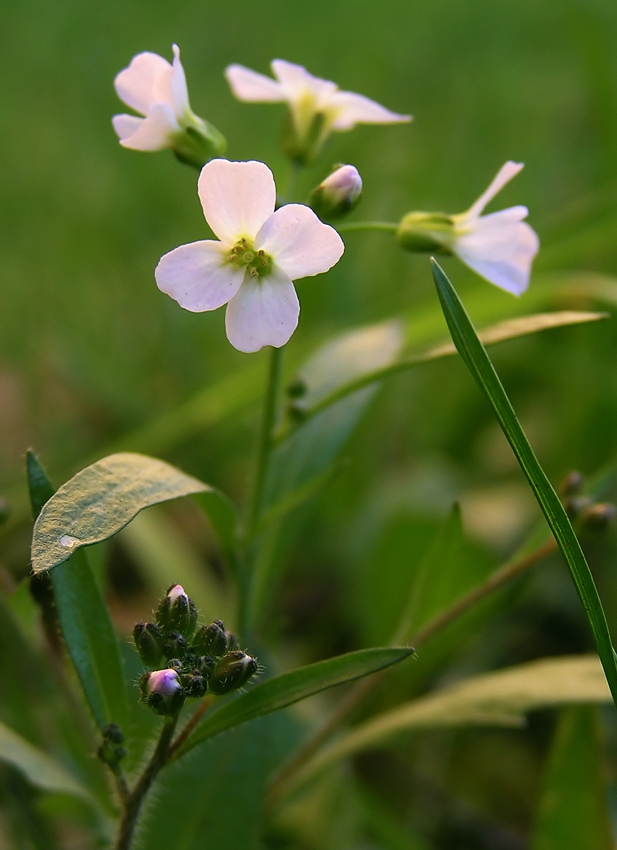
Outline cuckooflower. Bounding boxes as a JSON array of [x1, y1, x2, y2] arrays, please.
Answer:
[[112, 45, 225, 165], [225, 59, 411, 162], [397, 162, 539, 295], [155, 159, 345, 353], [309, 164, 363, 221]]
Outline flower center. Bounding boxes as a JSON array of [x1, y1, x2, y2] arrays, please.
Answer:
[[227, 238, 274, 278]]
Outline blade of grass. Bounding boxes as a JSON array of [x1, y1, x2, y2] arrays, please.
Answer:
[[430, 258, 617, 707]]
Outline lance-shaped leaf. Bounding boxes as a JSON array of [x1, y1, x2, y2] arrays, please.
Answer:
[[177, 646, 415, 757], [0, 718, 98, 808], [290, 655, 611, 792], [431, 258, 617, 707], [31, 452, 237, 574], [27, 452, 128, 732]]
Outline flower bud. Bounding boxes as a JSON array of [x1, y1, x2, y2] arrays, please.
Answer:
[[396, 212, 455, 253], [208, 651, 258, 695], [559, 471, 585, 498], [133, 622, 165, 668], [140, 669, 185, 716], [98, 723, 126, 768], [195, 655, 217, 677], [164, 631, 188, 660], [156, 584, 198, 638], [193, 621, 228, 657], [580, 502, 617, 533], [308, 165, 362, 221], [181, 669, 208, 699], [280, 109, 328, 165], [225, 630, 240, 652]]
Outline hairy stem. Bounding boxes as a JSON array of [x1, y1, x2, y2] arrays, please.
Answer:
[[167, 697, 214, 762], [115, 715, 178, 850], [267, 536, 557, 805]]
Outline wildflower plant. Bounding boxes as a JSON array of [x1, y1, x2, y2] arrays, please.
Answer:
[[4, 36, 617, 850]]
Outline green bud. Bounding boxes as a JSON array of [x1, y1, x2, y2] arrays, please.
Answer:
[[181, 669, 208, 699], [286, 378, 307, 400], [396, 212, 454, 254], [133, 622, 165, 668], [193, 621, 228, 657], [98, 723, 126, 768], [164, 631, 188, 660], [580, 502, 617, 532], [280, 109, 328, 165], [308, 165, 362, 221], [208, 651, 258, 695], [156, 584, 198, 638], [173, 121, 227, 170], [195, 655, 217, 677]]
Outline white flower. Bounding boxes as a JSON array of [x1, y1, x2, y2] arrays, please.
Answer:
[[450, 162, 539, 296], [155, 159, 345, 353], [225, 59, 411, 159], [112, 44, 206, 152]]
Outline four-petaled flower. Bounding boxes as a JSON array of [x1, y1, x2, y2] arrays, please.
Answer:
[[225, 59, 411, 161], [450, 161, 539, 296], [155, 159, 345, 353]]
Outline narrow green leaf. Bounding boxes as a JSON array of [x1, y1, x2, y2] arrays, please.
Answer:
[[431, 258, 617, 706], [177, 647, 415, 757], [532, 707, 612, 850], [27, 453, 128, 732], [31, 452, 237, 575], [292, 655, 611, 792], [282, 311, 606, 428], [0, 719, 97, 807]]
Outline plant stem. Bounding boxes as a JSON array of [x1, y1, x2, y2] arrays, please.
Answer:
[[167, 697, 214, 762], [336, 221, 399, 233], [267, 536, 557, 805], [115, 715, 178, 850], [244, 346, 285, 544]]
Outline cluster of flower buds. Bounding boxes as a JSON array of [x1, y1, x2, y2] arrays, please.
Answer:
[[135, 584, 258, 716], [98, 723, 126, 770], [559, 471, 616, 532]]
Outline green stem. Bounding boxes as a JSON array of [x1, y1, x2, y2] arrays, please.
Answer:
[[285, 160, 302, 205], [336, 221, 399, 233], [115, 715, 178, 850]]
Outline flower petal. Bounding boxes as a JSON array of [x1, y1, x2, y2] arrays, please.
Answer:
[[115, 102, 180, 151], [225, 64, 286, 102], [457, 222, 539, 296], [152, 44, 190, 119], [465, 161, 524, 219], [112, 114, 144, 142], [198, 159, 276, 244], [114, 51, 171, 115], [225, 266, 300, 353], [255, 204, 344, 279], [155, 241, 245, 311], [455, 207, 528, 262], [271, 59, 338, 107], [328, 90, 412, 130]]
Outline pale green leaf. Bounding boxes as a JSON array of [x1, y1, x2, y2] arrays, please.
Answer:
[[31, 452, 237, 574]]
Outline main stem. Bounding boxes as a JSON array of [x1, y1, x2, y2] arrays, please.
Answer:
[[115, 715, 178, 850]]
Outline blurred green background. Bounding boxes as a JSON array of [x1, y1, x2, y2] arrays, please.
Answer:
[[3, 0, 617, 846]]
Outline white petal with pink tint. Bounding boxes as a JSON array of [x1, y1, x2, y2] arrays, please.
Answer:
[[198, 159, 276, 244], [225, 266, 300, 353], [329, 91, 412, 129], [155, 241, 244, 311], [114, 52, 171, 115], [465, 161, 524, 219], [225, 64, 286, 102], [115, 103, 180, 151], [255, 204, 344, 279]]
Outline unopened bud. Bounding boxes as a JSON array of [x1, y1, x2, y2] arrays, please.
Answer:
[[140, 669, 185, 716], [164, 631, 188, 660], [580, 502, 617, 533], [559, 471, 585, 498], [563, 495, 592, 520], [396, 212, 454, 253], [156, 584, 198, 638], [195, 655, 217, 677], [181, 670, 208, 699], [193, 621, 228, 657], [309, 165, 362, 221], [225, 630, 240, 651], [98, 723, 126, 767], [208, 651, 258, 695], [133, 622, 165, 668]]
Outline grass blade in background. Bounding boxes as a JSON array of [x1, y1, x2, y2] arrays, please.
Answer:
[[430, 258, 617, 706], [27, 452, 128, 733], [176, 646, 415, 757]]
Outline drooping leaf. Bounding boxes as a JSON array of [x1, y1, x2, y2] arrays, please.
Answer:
[[531, 707, 612, 850], [27, 452, 128, 733], [31, 452, 237, 575], [0, 719, 98, 807], [431, 258, 617, 706], [292, 655, 611, 791], [177, 646, 415, 757]]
